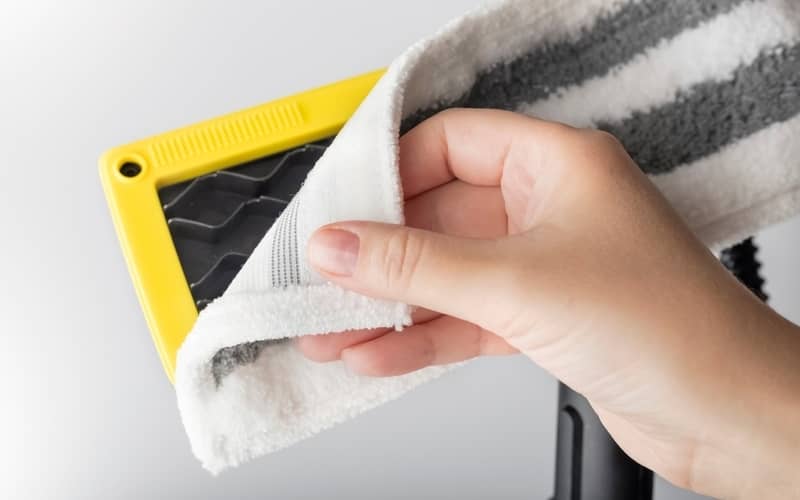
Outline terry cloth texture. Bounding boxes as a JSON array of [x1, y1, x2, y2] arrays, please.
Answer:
[[176, 0, 800, 473]]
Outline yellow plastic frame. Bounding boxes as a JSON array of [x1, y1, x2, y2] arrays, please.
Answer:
[[99, 70, 383, 382]]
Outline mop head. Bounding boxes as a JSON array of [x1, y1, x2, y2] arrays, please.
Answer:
[[175, 0, 800, 473]]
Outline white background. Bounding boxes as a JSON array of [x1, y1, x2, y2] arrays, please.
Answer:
[[2, 1, 798, 498]]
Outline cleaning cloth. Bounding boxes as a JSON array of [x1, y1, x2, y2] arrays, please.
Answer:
[[176, 0, 800, 473]]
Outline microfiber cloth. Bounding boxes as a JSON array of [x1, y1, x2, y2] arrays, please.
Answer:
[[176, 0, 800, 473]]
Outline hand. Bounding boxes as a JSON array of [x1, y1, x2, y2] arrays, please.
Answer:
[[298, 109, 800, 498]]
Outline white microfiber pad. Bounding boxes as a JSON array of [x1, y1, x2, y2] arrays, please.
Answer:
[[176, 0, 800, 473]]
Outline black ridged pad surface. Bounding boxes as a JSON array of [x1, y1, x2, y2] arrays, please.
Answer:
[[158, 138, 332, 309]]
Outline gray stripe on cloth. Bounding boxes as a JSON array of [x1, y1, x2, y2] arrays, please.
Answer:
[[599, 42, 800, 175], [402, 0, 749, 131], [211, 340, 281, 387]]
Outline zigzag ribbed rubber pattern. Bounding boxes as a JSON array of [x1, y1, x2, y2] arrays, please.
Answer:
[[158, 139, 331, 309]]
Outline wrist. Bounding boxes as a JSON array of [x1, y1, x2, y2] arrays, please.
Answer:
[[690, 301, 800, 499]]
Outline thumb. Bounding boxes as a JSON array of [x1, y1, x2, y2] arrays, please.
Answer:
[[307, 221, 513, 326]]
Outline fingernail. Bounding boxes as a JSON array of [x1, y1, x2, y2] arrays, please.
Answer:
[[308, 228, 360, 276]]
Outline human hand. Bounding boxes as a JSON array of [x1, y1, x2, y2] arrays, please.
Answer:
[[298, 109, 800, 498]]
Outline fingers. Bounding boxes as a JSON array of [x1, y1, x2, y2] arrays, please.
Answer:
[[399, 108, 576, 198], [302, 195, 535, 369], [295, 308, 440, 362], [299, 183, 507, 364], [296, 327, 391, 363], [341, 315, 517, 377], [307, 222, 519, 327], [301, 110, 588, 372]]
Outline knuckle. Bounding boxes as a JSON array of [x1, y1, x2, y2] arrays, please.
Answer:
[[571, 129, 635, 189], [545, 121, 582, 140], [585, 129, 625, 151], [534, 121, 583, 154], [435, 107, 464, 119], [570, 128, 628, 165], [376, 228, 427, 292]]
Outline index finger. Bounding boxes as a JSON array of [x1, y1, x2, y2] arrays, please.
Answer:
[[399, 108, 574, 199]]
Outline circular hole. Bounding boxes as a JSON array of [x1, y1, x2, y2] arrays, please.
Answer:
[[119, 162, 142, 178]]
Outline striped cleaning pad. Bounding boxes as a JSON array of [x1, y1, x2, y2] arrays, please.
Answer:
[[176, 0, 800, 473]]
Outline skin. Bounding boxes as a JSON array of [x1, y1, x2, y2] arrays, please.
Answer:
[[297, 108, 800, 499]]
